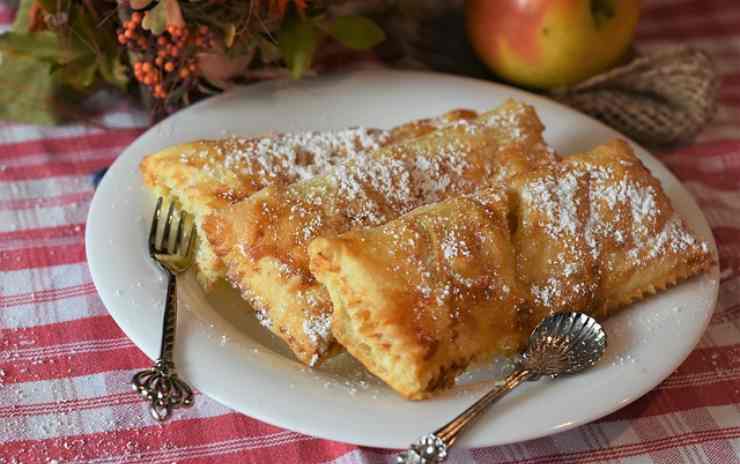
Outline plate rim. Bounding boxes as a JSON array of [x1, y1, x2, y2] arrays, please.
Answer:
[[86, 68, 720, 449]]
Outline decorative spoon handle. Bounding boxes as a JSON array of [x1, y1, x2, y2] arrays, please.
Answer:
[[397, 369, 532, 463]]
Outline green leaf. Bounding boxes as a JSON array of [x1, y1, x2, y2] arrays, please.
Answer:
[[328, 16, 385, 50], [54, 55, 97, 91], [0, 0, 129, 126], [0, 47, 59, 124], [140, 0, 184, 35], [68, 3, 99, 45], [142, 1, 167, 35], [0, 31, 60, 61], [278, 17, 320, 79], [98, 53, 130, 90], [1, 29, 91, 67]]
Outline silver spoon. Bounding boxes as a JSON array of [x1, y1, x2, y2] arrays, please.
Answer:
[[397, 311, 607, 463]]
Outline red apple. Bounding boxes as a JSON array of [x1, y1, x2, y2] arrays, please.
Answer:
[[466, 0, 641, 89]]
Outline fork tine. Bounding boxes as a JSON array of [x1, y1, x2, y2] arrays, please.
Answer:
[[160, 200, 176, 254], [173, 209, 186, 257], [184, 216, 196, 259], [149, 197, 163, 255]]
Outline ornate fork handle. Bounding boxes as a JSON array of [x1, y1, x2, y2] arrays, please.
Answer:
[[132, 272, 193, 421], [397, 369, 532, 463]]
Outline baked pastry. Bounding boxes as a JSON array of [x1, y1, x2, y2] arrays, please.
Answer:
[[203, 100, 557, 366], [512, 139, 713, 332], [309, 190, 526, 399], [563, 140, 713, 317], [139, 109, 478, 290], [309, 139, 713, 399]]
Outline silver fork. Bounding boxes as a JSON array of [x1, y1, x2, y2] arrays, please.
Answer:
[[132, 197, 195, 421]]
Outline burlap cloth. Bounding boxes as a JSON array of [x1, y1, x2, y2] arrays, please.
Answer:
[[551, 46, 719, 146]]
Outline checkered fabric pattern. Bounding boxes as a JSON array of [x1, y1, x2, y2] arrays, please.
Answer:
[[1, 1, 739, 462]]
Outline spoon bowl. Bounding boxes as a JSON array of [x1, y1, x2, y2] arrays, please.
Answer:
[[524, 312, 608, 377]]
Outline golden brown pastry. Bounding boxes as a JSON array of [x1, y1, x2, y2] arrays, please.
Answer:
[[204, 100, 557, 366], [309, 139, 713, 399], [309, 190, 525, 399], [563, 140, 713, 317], [510, 139, 713, 331], [139, 109, 477, 290]]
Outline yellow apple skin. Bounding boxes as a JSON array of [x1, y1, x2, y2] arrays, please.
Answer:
[[466, 0, 641, 89]]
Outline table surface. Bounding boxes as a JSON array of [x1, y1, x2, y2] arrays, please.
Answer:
[[1, 1, 739, 463]]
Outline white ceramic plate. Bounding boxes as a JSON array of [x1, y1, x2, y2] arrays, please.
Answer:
[[86, 69, 719, 449]]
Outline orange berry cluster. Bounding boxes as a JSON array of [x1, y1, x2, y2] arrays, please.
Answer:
[[117, 12, 215, 100], [117, 12, 146, 48]]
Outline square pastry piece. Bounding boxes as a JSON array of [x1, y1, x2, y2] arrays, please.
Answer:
[[203, 100, 557, 366], [139, 109, 478, 290], [309, 190, 525, 399], [563, 140, 713, 317], [508, 140, 712, 332]]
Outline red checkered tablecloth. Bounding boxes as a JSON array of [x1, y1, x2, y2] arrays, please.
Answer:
[[2, 1, 739, 463]]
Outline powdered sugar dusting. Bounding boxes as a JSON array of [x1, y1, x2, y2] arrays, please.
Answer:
[[643, 215, 700, 261], [518, 169, 591, 309], [441, 230, 472, 260], [444, 119, 481, 135], [303, 313, 332, 347], [255, 308, 272, 329], [521, 171, 581, 239], [325, 137, 477, 228], [531, 277, 561, 307], [576, 160, 707, 268], [178, 127, 390, 197]]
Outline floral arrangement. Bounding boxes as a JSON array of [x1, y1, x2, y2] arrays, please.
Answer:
[[0, 0, 386, 124]]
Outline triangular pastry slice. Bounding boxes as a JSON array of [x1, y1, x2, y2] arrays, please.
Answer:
[[309, 190, 525, 399], [204, 100, 558, 366], [139, 109, 478, 290]]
